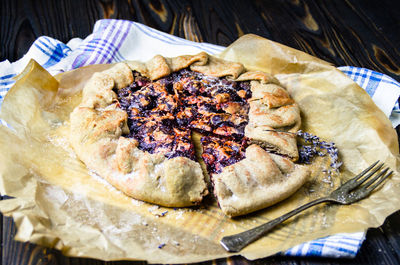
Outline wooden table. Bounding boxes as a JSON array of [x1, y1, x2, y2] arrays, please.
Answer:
[[1, 1, 400, 264]]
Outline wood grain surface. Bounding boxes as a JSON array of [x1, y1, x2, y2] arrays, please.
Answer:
[[1, 0, 400, 265], [1, 0, 399, 81]]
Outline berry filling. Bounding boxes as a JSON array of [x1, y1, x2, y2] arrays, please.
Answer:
[[201, 135, 248, 174], [115, 69, 251, 174]]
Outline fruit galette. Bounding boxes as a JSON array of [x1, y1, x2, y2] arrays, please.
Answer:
[[69, 52, 309, 217]]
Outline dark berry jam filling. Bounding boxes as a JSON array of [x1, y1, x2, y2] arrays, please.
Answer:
[[201, 135, 248, 174], [115, 69, 251, 173]]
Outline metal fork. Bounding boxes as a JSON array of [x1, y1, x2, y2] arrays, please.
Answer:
[[220, 161, 393, 252]]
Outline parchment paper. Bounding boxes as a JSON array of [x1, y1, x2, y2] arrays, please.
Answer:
[[0, 34, 399, 263]]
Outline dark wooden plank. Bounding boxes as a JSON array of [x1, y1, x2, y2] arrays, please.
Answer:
[[3, 216, 37, 265], [1, 0, 400, 81], [380, 210, 400, 262], [352, 227, 400, 265], [250, 0, 400, 81]]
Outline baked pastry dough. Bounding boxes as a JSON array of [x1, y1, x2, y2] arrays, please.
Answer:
[[213, 145, 308, 216], [69, 52, 309, 216]]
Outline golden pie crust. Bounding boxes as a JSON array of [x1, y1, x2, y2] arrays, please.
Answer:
[[69, 52, 309, 216]]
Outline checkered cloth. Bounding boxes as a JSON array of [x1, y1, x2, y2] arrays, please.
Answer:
[[1, 19, 399, 258]]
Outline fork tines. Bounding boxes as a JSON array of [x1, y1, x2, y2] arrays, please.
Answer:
[[347, 160, 393, 191]]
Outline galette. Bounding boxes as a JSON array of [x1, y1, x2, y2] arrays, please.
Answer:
[[69, 52, 309, 217]]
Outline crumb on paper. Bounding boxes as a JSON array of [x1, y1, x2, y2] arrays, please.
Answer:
[[155, 210, 168, 217], [175, 209, 184, 220], [148, 205, 160, 212], [148, 205, 171, 218], [44, 185, 69, 205], [190, 235, 200, 244], [158, 243, 166, 249], [131, 198, 144, 206]]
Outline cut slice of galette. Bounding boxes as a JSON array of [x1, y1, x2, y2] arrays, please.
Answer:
[[69, 52, 309, 216]]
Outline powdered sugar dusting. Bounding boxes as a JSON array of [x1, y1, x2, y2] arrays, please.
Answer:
[[88, 169, 144, 206], [46, 130, 77, 159], [88, 169, 122, 194]]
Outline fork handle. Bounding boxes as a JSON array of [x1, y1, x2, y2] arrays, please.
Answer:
[[220, 197, 331, 252]]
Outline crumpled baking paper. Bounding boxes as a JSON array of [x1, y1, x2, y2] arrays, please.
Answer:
[[0, 35, 399, 263]]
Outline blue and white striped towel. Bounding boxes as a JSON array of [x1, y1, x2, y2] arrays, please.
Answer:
[[1, 19, 399, 258]]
